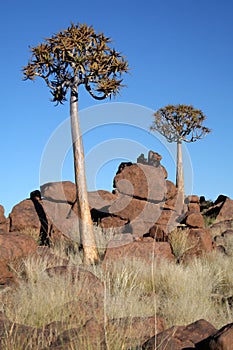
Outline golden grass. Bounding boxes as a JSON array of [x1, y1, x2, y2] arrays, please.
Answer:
[[1, 231, 233, 349]]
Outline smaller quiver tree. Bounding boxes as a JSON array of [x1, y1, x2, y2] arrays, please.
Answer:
[[150, 104, 211, 209], [23, 23, 129, 264]]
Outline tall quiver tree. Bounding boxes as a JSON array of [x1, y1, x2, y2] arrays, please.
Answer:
[[23, 23, 128, 265], [150, 104, 211, 210]]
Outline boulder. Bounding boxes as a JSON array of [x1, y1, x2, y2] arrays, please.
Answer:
[[40, 181, 76, 204], [113, 163, 166, 202], [9, 199, 40, 232], [142, 319, 216, 350], [165, 180, 178, 202], [88, 190, 116, 211], [186, 195, 200, 204], [204, 196, 233, 224], [216, 197, 233, 222], [100, 216, 128, 231], [0, 205, 7, 232], [109, 194, 162, 225], [0, 232, 37, 285], [149, 208, 179, 240], [9, 196, 80, 244], [185, 213, 205, 228], [41, 200, 80, 242], [184, 228, 213, 258], [103, 239, 174, 267], [209, 220, 233, 237], [188, 202, 201, 213], [208, 322, 233, 350]]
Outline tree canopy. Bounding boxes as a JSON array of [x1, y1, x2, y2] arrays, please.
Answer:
[[23, 23, 129, 104], [150, 104, 211, 143]]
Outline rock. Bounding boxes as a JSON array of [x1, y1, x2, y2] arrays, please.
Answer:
[[9, 196, 80, 244], [222, 229, 233, 239], [149, 208, 179, 240], [204, 197, 233, 224], [107, 234, 134, 248], [113, 163, 166, 202], [9, 199, 40, 232], [41, 200, 80, 242], [184, 228, 213, 258], [40, 181, 76, 204], [103, 239, 174, 267], [0, 261, 15, 286], [186, 195, 200, 204], [88, 190, 116, 211], [0, 205, 7, 232], [165, 180, 178, 202], [0, 232, 37, 285], [185, 213, 205, 228], [209, 220, 233, 238], [142, 319, 216, 350], [216, 197, 233, 222], [199, 322, 233, 350], [188, 203, 201, 213], [100, 216, 128, 231], [0, 232, 37, 261], [109, 194, 161, 222]]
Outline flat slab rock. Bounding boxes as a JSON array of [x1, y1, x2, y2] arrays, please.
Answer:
[[103, 238, 174, 267]]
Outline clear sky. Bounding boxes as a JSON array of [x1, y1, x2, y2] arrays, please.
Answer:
[[1, 0, 233, 215]]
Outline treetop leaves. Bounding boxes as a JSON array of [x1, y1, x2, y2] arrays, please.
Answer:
[[23, 22, 129, 104], [150, 104, 211, 143]]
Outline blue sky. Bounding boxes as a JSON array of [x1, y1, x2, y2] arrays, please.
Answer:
[[1, 0, 233, 215]]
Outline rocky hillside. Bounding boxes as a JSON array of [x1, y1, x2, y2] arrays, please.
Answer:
[[0, 150, 233, 349]]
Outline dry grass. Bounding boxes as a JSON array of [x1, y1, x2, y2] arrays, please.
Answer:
[[1, 231, 233, 349]]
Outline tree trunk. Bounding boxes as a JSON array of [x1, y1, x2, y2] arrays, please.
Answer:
[[70, 83, 99, 265], [176, 139, 185, 210]]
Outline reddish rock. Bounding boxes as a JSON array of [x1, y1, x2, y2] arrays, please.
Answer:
[[40, 181, 76, 204], [109, 194, 161, 223], [129, 218, 152, 237], [149, 224, 168, 241], [103, 239, 174, 267], [142, 319, 216, 350], [100, 216, 128, 232], [0, 232, 37, 261], [216, 197, 233, 222], [0, 261, 15, 285], [185, 213, 205, 228], [165, 180, 177, 201], [41, 199, 79, 241], [0, 205, 7, 232], [9, 197, 80, 243], [113, 163, 166, 202], [9, 199, 40, 232], [208, 323, 233, 350], [88, 190, 116, 211], [0, 232, 37, 285], [209, 220, 233, 238], [187, 195, 200, 204], [184, 228, 213, 258], [188, 203, 201, 213]]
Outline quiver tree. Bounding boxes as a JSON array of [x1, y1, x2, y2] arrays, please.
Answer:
[[23, 23, 128, 264], [150, 104, 211, 207]]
